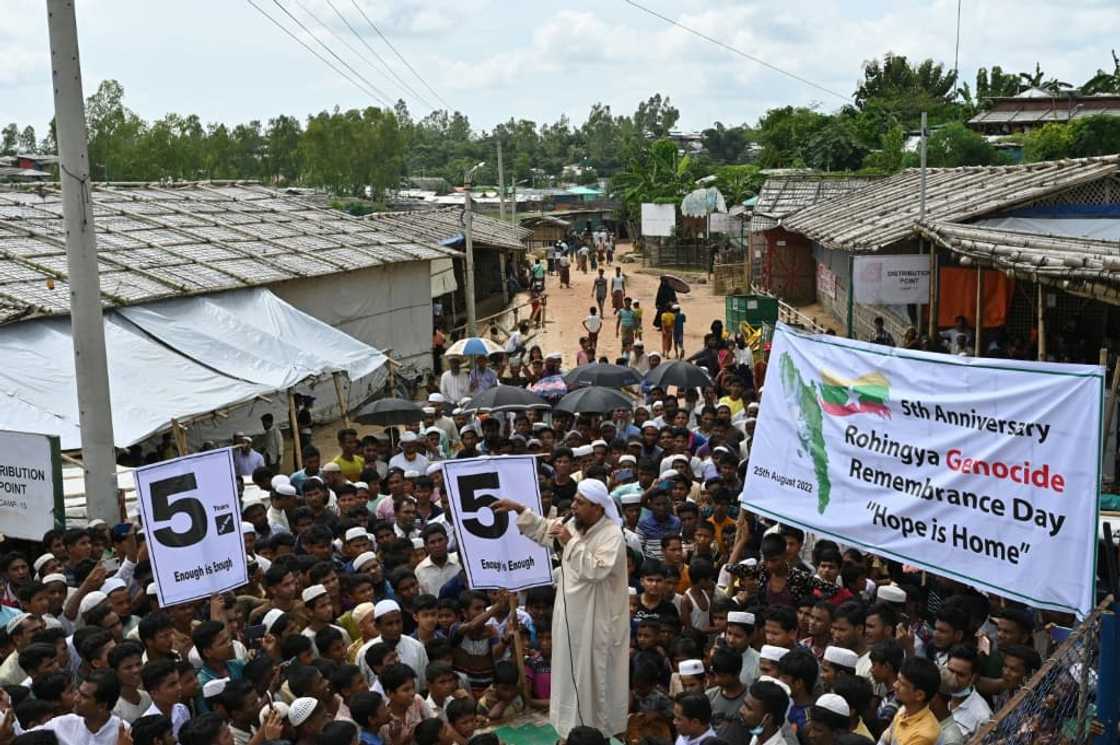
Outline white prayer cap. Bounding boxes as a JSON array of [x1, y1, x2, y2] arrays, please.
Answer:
[[5, 613, 30, 634], [274, 484, 297, 497], [345, 527, 367, 542], [572, 445, 593, 458], [400, 431, 419, 443], [546, 352, 563, 360], [321, 462, 342, 474], [203, 678, 229, 699], [738, 558, 758, 568], [352, 602, 375, 625], [79, 591, 108, 617], [658, 470, 678, 481], [713, 445, 732, 456], [758, 675, 791, 695], [618, 455, 637, 465], [100, 578, 127, 595], [270, 475, 291, 490], [760, 645, 789, 662], [239, 521, 257, 536], [747, 402, 760, 412], [403, 470, 421, 479], [428, 393, 445, 403], [32, 554, 55, 574], [651, 401, 663, 411], [42, 573, 67, 587], [648, 351, 662, 359], [824, 646, 860, 670], [424, 427, 443, 437], [411, 537, 425, 550], [88, 519, 107, 529], [262, 608, 286, 633], [422, 406, 436, 415], [727, 611, 756, 627], [452, 408, 465, 416], [671, 454, 689, 465], [301, 584, 328, 604], [877, 585, 907, 604], [241, 497, 264, 512], [640, 422, 658, 431], [678, 659, 705, 677], [527, 438, 542, 447], [460, 425, 475, 436], [619, 492, 643, 505], [260, 702, 289, 726], [458, 397, 472, 406], [628, 587, 637, 596], [354, 552, 377, 571], [332, 539, 342, 553], [591, 439, 608, 449], [288, 697, 321, 727], [815, 693, 850, 719], [353, 482, 369, 492], [532, 422, 549, 433], [576, 479, 621, 526], [145, 582, 159, 596], [426, 463, 443, 476], [374, 599, 401, 619]]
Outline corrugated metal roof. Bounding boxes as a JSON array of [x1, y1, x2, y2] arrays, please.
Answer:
[[365, 207, 530, 251], [0, 182, 457, 324], [782, 155, 1120, 252]]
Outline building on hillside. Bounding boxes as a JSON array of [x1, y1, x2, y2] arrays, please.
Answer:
[[968, 88, 1120, 135], [0, 182, 455, 369], [364, 208, 530, 327], [780, 155, 1120, 352], [749, 172, 878, 303]]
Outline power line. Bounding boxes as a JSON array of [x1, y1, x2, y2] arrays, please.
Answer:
[[267, 0, 394, 107], [244, 0, 387, 104], [622, 0, 851, 102], [322, 0, 437, 111], [349, 0, 452, 111], [953, 0, 963, 82]]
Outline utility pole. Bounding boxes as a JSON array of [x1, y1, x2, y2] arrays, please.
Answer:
[[47, 0, 119, 522], [497, 141, 506, 221], [464, 187, 477, 336], [920, 111, 939, 339]]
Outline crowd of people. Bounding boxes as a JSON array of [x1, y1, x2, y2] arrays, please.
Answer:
[[0, 238, 1096, 745]]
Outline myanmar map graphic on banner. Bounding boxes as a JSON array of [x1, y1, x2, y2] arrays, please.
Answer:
[[744, 323, 1103, 616]]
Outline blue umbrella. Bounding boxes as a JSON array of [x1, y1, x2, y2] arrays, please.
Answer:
[[445, 337, 505, 357]]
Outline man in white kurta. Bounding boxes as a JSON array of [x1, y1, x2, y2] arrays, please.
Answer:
[[494, 479, 630, 738]]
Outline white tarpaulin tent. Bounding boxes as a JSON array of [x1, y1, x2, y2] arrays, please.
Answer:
[[971, 216, 1120, 241], [118, 288, 387, 389], [0, 288, 388, 450]]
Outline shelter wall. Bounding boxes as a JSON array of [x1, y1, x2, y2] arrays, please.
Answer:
[[759, 228, 815, 304], [270, 261, 433, 371]]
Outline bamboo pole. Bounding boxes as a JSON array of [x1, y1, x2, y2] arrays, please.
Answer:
[[1037, 283, 1047, 361], [287, 389, 303, 472], [974, 266, 983, 357], [170, 419, 188, 457], [333, 372, 351, 427]]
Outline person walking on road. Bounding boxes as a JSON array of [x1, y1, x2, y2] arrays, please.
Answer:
[[610, 267, 626, 314], [592, 269, 608, 316]]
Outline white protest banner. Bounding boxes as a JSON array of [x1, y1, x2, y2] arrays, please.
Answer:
[[441, 455, 553, 591], [0, 430, 62, 540], [852, 254, 930, 305], [743, 323, 1102, 615], [640, 203, 676, 237], [134, 449, 248, 607]]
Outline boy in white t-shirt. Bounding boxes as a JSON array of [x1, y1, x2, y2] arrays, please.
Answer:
[[583, 307, 603, 354]]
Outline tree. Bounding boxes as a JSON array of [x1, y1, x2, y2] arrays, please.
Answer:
[[854, 53, 959, 128], [17, 126, 36, 153], [1068, 115, 1120, 157], [924, 122, 1000, 166], [1083, 50, 1120, 94], [632, 94, 679, 138], [805, 117, 867, 171], [0, 124, 16, 155], [713, 164, 763, 205], [861, 125, 906, 173], [265, 114, 303, 183], [1019, 62, 1046, 90], [755, 106, 830, 168], [701, 122, 752, 164]]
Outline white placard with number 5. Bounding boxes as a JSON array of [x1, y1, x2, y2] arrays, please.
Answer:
[[134, 448, 248, 607]]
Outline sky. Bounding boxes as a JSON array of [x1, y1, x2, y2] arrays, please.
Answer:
[[3, 0, 1119, 138]]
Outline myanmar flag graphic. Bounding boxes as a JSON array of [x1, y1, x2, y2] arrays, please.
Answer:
[[819, 370, 891, 418]]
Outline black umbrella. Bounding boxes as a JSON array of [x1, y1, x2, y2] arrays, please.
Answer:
[[353, 397, 423, 426], [643, 360, 713, 390], [463, 384, 550, 412], [554, 386, 634, 415], [563, 362, 642, 389]]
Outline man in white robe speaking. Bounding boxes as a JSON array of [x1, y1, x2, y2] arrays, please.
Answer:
[[493, 479, 629, 739]]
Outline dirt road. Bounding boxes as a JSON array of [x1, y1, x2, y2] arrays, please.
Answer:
[[518, 243, 726, 365]]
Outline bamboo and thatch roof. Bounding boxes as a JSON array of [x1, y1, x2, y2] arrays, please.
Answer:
[[783, 155, 1120, 252], [365, 208, 530, 251], [918, 220, 1120, 302], [0, 182, 455, 325], [750, 173, 878, 231]]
